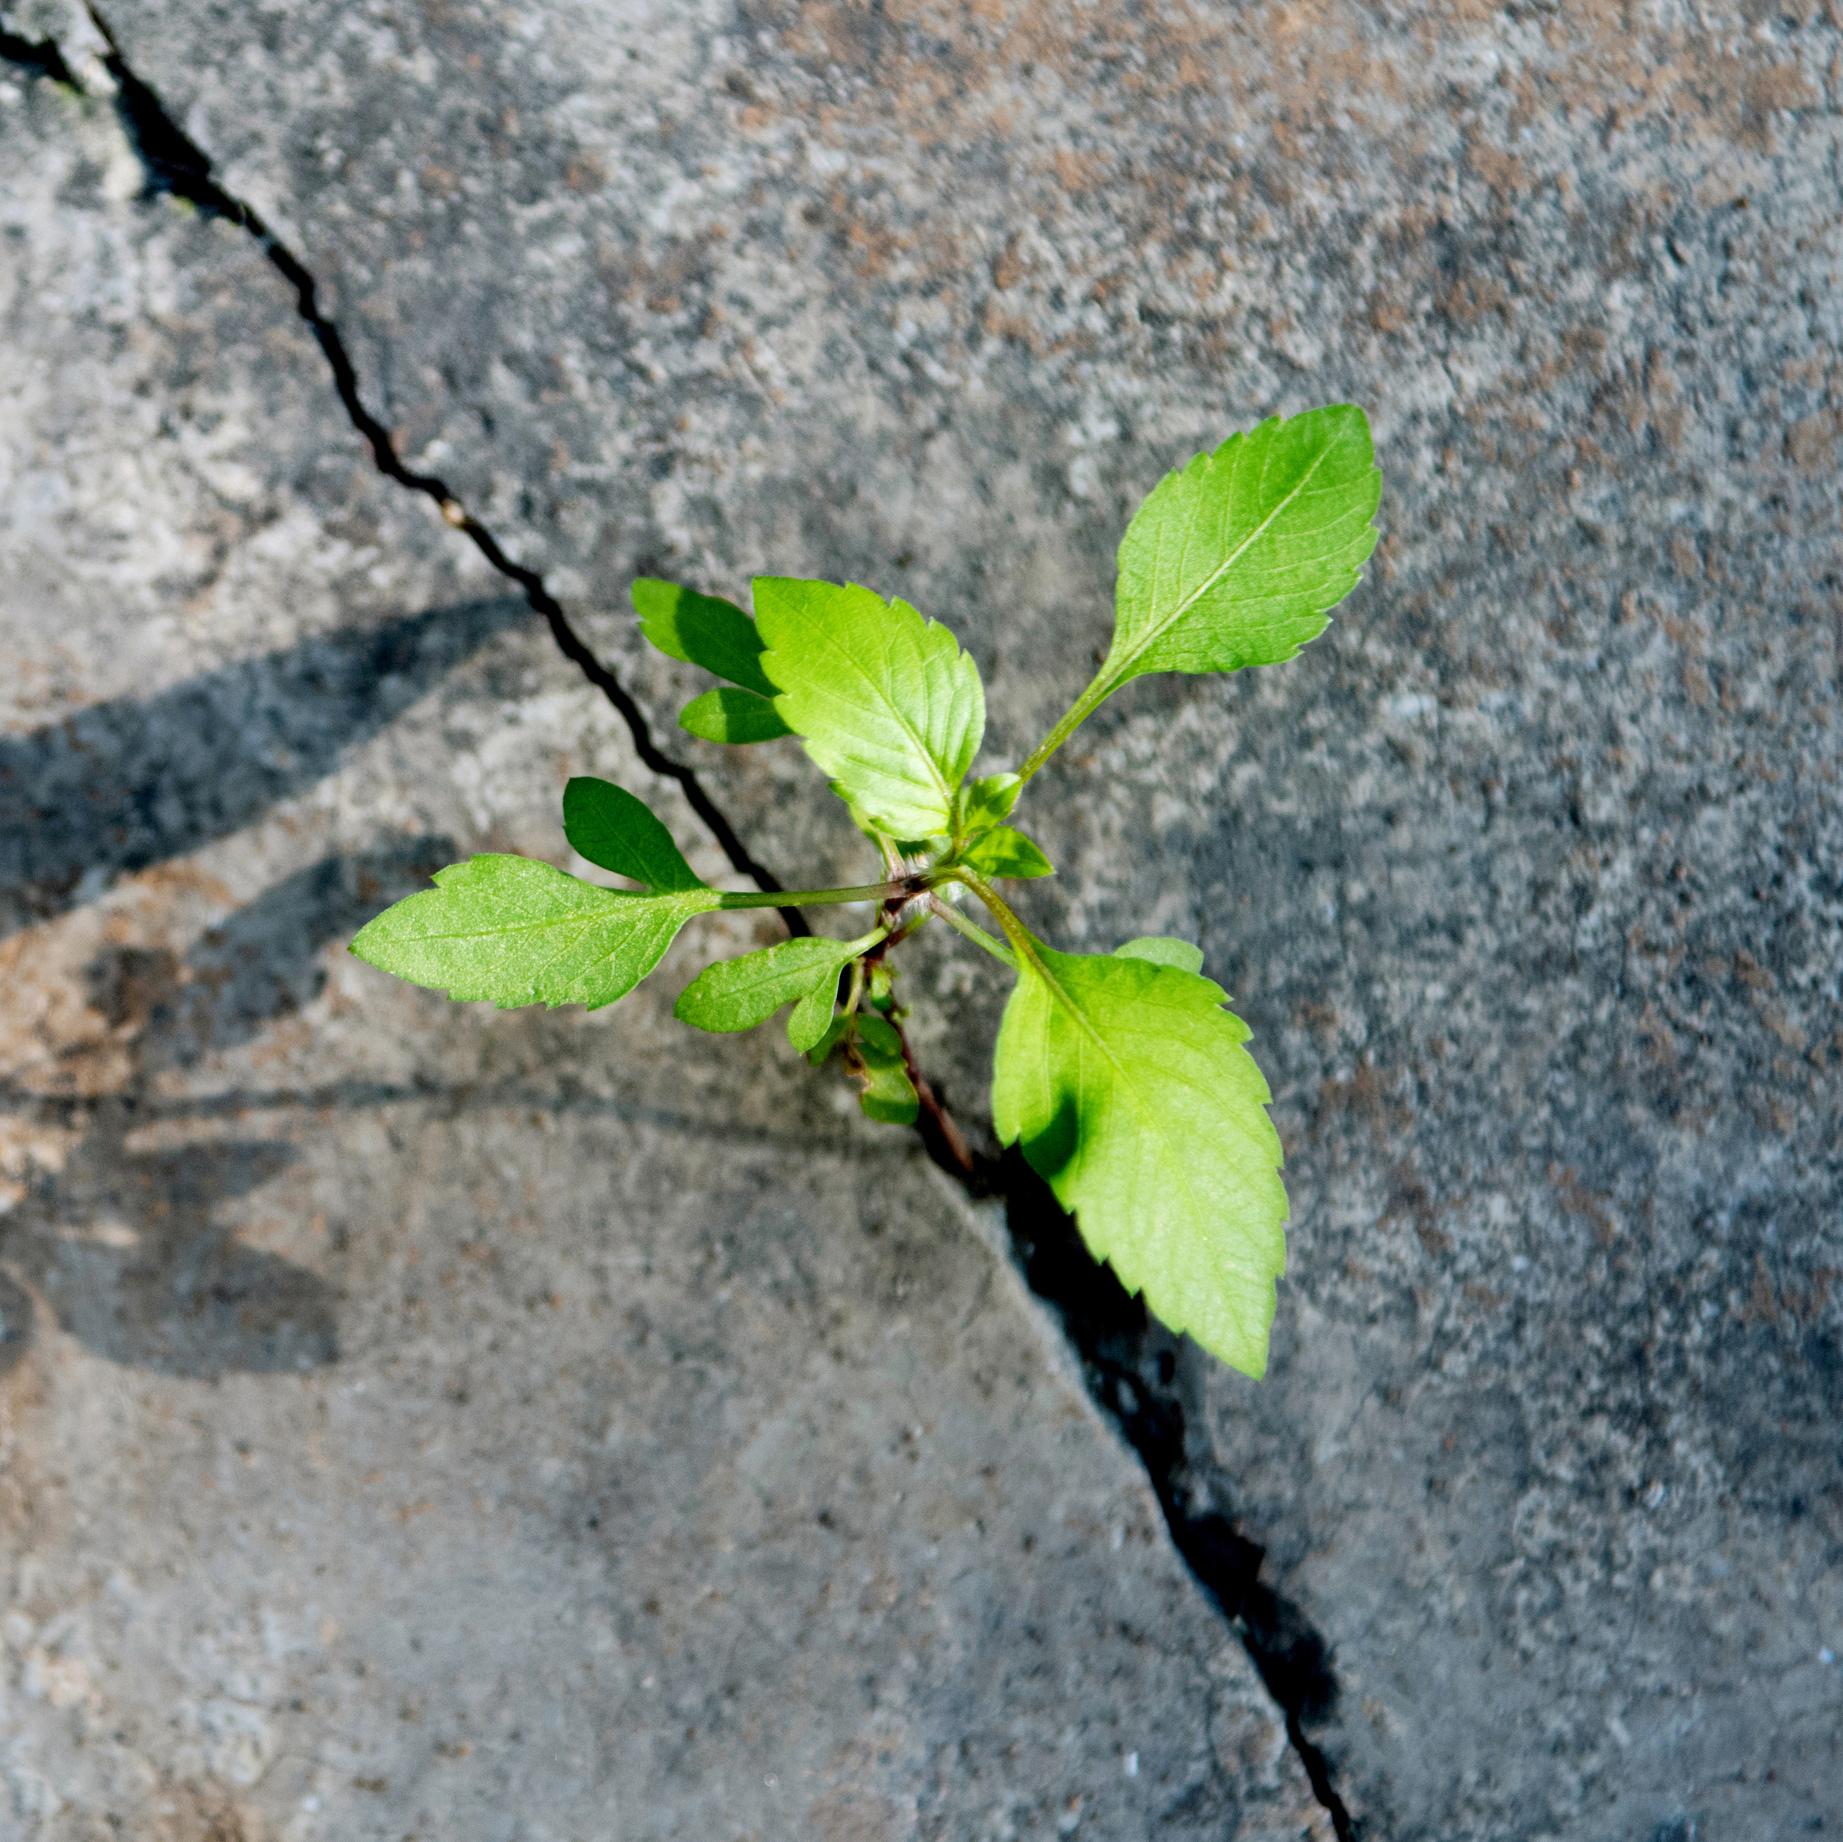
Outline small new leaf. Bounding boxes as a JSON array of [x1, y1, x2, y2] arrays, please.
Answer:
[[960, 827, 1055, 879], [679, 686, 794, 745], [855, 1013, 903, 1059], [674, 935, 865, 1037], [960, 772, 1021, 833], [752, 577, 985, 839], [991, 942, 1286, 1378], [1114, 936, 1205, 974], [1106, 405, 1379, 691], [633, 578, 778, 696], [850, 1013, 919, 1124], [350, 855, 719, 1011], [562, 777, 710, 893], [856, 1057, 920, 1124]]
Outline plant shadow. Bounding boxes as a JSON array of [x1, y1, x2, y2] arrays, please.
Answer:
[[0, 602, 499, 1379]]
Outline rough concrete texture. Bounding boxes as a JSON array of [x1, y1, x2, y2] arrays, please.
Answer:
[[0, 62, 1332, 1842], [3, 0, 1842, 1835]]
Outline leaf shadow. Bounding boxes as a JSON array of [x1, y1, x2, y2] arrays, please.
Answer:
[[0, 597, 521, 940], [28, 1129, 329, 1378], [1015, 1090, 1080, 1188], [1, 835, 457, 1379]]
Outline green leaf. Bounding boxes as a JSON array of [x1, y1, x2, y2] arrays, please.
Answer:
[[752, 576, 985, 839], [673, 935, 860, 1036], [856, 1057, 920, 1125], [1114, 936, 1205, 974], [1106, 405, 1379, 690], [991, 941, 1286, 1377], [960, 827, 1055, 880], [854, 1013, 903, 1060], [830, 786, 887, 843], [804, 1014, 850, 1066], [562, 778, 709, 893], [960, 771, 1021, 833], [633, 578, 778, 696], [678, 686, 795, 745], [350, 855, 719, 1011], [848, 1016, 917, 1124], [786, 978, 839, 1054]]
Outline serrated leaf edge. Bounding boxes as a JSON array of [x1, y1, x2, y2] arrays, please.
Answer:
[[756, 580, 978, 834], [995, 924, 1281, 1358], [1108, 418, 1360, 690]]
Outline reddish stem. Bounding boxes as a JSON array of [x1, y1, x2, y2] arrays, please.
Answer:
[[887, 1011, 975, 1176]]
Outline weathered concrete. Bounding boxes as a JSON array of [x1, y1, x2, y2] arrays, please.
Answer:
[[5, 0, 1843, 1834], [0, 63, 1330, 1842]]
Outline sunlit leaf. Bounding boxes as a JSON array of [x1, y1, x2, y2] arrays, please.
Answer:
[[960, 772, 1021, 833], [1106, 405, 1379, 691], [1113, 936, 1204, 974], [992, 939, 1286, 1376], [961, 827, 1055, 880], [679, 687, 795, 745], [674, 934, 865, 1037], [753, 576, 985, 839], [351, 855, 717, 1011]]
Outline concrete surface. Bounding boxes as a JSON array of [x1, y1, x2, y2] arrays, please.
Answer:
[[3, 0, 1842, 1836], [0, 55, 1330, 1842]]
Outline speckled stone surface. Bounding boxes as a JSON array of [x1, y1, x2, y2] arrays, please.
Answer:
[[4, 0, 1842, 1835], [0, 56, 1330, 1842]]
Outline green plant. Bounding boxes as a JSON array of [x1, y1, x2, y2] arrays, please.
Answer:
[[351, 405, 1381, 1376]]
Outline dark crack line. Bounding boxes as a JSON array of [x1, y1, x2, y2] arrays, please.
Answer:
[[918, 1115, 1360, 1840], [0, 25, 74, 83], [17, 3, 805, 934], [4, 18, 1358, 1829]]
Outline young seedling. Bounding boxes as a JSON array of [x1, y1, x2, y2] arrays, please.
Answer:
[[352, 405, 1381, 1377]]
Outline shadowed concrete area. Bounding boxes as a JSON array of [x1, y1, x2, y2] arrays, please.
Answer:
[[3, 0, 1842, 1836], [0, 603, 518, 937]]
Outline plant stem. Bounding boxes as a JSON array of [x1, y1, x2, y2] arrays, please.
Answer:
[[1013, 670, 1114, 788], [927, 893, 1018, 969], [878, 905, 933, 953], [886, 1009, 975, 1176], [717, 879, 909, 910], [945, 868, 1037, 962]]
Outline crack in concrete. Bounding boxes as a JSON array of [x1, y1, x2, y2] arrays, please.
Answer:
[[920, 1119, 1360, 1840], [0, 22, 73, 82], [9, 2, 803, 930], [2, 18, 1358, 1831]]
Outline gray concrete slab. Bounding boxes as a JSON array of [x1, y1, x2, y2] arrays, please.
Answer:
[[0, 66, 1329, 1842], [5, 0, 1842, 1835]]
